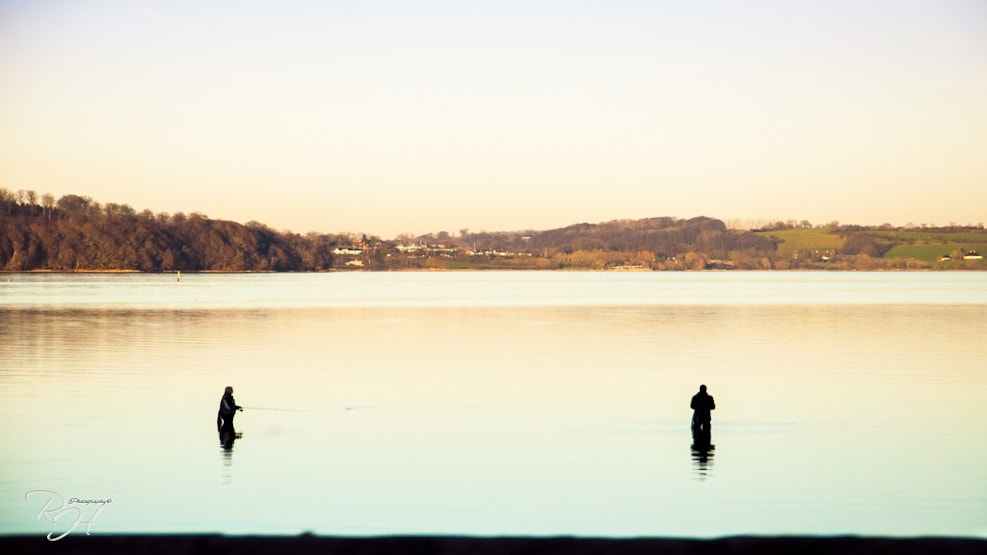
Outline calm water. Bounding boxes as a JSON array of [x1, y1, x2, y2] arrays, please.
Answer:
[[1, 272, 985, 539]]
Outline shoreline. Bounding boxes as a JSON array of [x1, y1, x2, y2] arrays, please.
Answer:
[[2, 534, 985, 554]]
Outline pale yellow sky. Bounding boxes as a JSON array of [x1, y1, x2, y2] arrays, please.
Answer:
[[1, 1, 985, 238]]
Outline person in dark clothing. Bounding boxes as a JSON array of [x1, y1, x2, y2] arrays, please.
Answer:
[[690, 384, 715, 435], [217, 386, 243, 433]]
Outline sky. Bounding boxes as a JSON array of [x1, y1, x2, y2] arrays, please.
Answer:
[[1, 0, 985, 239]]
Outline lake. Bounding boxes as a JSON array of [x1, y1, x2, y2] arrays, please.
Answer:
[[1, 271, 985, 539]]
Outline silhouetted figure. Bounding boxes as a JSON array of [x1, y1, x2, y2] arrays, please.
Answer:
[[217, 386, 243, 434], [690, 384, 715, 435], [689, 384, 716, 478]]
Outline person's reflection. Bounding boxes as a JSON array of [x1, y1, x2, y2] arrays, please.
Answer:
[[219, 429, 242, 451], [219, 427, 242, 485], [691, 425, 714, 478]]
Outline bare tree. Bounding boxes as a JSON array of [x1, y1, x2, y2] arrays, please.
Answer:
[[0, 188, 14, 215], [42, 193, 55, 222]]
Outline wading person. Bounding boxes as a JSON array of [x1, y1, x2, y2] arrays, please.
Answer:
[[217, 386, 243, 433], [690, 384, 715, 435]]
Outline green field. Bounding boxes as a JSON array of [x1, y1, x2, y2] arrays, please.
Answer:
[[872, 230, 987, 243], [756, 227, 987, 267], [877, 230, 987, 264], [754, 228, 845, 258], [885, 243, 987, 265]]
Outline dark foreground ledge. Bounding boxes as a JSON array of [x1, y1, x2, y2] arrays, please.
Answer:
[[2, 535, 985, 555]]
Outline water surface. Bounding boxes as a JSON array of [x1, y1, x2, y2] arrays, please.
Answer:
[[1, 272, 985, 538]]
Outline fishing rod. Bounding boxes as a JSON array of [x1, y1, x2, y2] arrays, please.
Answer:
[[241, 406, 368, 413]]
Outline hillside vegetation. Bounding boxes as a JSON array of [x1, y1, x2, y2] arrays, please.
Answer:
[[0, 191, 337, 272], [1, 189, 984, 271]]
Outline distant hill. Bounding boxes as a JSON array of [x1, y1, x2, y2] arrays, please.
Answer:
[[441, 216, 779, 270], [1, 189, 984, 271]]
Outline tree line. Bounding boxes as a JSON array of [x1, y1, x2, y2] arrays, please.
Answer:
[[0, 190, 337, 271], [2, 189, 983, 271]]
